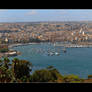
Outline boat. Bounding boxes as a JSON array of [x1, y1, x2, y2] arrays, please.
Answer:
[[5, 51, 17, 57], [53, 43, 56, 47], [48, 51, 55, 56], [62, 47, 67, 53], [55, 52, 60, 56]]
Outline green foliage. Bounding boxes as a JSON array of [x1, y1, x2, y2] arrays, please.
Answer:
[[0, 58, 12, 82], [88, 75, 92, 79], [0, 59, 3, 66], [0, 66, 12, 82], [12, 58, 32, 79], [0, 57, 32, 83], [0, 48, 8, 53], [20, 76, 30, 82], [3, 57, 10, 63], [63, 74, 83, 83], [0, 58, 87, 83], [31, 66, 63, 83], [46, 66, 55, 70], [31, 69, 52, 82], [3, 57, 10, 69], [30, 38, 41, 43]]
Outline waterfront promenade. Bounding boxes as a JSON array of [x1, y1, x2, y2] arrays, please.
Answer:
[[8, 42, 92, 48], [55, 42, 92, 48], [8, 43, 39, 48]]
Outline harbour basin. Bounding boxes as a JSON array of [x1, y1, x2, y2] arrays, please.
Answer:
[[9, 43, 92, 78]]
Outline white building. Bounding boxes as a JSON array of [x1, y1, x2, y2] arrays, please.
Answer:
[[5, 38, 8, 43]]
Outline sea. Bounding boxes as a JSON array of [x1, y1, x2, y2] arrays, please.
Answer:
[[9, 43, 92, 79]]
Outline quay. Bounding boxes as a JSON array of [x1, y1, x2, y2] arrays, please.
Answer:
[[4, 49, 21, 57], [0, 50, 21, 58], [55, 43, 92, 48], [8, 43, 39, 48]]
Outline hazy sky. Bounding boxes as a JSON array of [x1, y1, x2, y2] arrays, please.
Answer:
[[0, 9, 92, 22]]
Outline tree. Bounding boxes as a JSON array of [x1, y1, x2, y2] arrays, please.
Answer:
[[3, 57, 10, 69], [88, 75, 92, 79], [0, 66, 12, 83], [31, 66, 63, 83], [12, 58, 32, 80], [0, 59, 3, 66], [31, 69, 52, 82]]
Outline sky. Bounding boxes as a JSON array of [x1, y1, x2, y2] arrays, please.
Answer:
[[0, 9, 92, 22]]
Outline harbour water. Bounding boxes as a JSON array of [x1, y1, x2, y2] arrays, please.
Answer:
[[9, 43, 92, 78]]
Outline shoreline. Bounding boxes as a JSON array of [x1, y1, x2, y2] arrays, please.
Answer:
[[0, 50, 21, 58], [55, 43, 92, 48], [8, 42, 40, 48], [8, 42, 92, 48], [0, 42, 41, 58]]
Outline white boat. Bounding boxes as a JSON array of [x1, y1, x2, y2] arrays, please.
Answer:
[[55, 52, 60, 56], [48, 52, 54, 56], [53, 43, 56, 47]]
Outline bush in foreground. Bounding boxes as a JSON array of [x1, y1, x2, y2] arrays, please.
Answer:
[[63, 74, 84, 83], [30, 67, 63, 83]]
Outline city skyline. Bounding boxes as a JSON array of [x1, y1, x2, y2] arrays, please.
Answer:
[[0, 9, 92, 22]]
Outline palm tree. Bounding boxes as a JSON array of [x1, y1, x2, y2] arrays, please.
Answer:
[[3, 57, 10, 69], [12, 58, 32, 81], [0, 59, 3, 66]]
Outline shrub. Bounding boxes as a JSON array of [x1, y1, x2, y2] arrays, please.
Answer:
[[63, 74, 83, 83], [31, 67, 63, 83], [88, 75, 92, 79], [0, 48, 8, 53]]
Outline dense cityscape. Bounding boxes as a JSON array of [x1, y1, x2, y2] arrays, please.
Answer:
[[1, 22, 92, 60], [1, 21, 92, 44]]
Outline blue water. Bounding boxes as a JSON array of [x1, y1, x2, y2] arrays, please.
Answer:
[[9, 43, 92, 78]]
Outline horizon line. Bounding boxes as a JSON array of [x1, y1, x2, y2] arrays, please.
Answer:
[[0, 20, 92, 23]]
